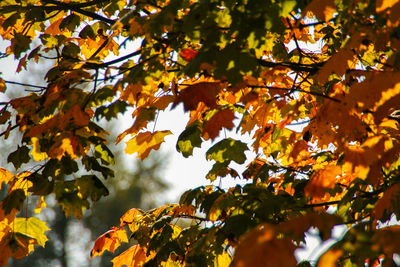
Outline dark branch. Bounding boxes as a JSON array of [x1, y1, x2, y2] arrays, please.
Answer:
[[41, 0, 115, 25], [248, 85, 340, 102], [258, 59, 325, 74], [4, 80, 47, 90]]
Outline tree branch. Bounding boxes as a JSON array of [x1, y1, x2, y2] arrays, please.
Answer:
[[41, 0, 115, 25], [248, 85, 340, 102], [258, 59, 325, 74]]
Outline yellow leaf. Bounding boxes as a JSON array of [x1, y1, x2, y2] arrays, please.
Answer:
[[34, 196, 47, 214], [125, 130, 172, 160], [30, 137, 48, 161], [13, 217, 50, 247], [9, 172, 32, 195], [215, 251, 231, 267], [111, 244, 155, 267]]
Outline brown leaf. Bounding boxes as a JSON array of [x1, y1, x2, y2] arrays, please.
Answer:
[[202, 109, 236, 140], [173, 82, 221, 111]]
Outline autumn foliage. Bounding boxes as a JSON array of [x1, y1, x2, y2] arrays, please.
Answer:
[[1, 0, 400, 266]]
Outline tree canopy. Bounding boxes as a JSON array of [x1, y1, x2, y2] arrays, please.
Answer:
[[1, 0, 400, 266]]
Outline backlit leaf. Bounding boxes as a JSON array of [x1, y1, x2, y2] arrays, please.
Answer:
[[176, 123, 202, 157], [206, 138, 248, 164], [125, 131, 172, 160], [13, 217, 50, 247], [90, 227, 128, 258], [111, 244, 155, 267], [202, 109, 236, 140]]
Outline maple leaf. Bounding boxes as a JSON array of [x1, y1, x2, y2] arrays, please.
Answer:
[[173, 82, 221, 111], [125, 131, 172, 160], [373, 184, 400, 221], [303, 0, 336, 21], [13, 217, 50, 247], [231, 223, 297, 267], [111, 244, 155, 267], [0, 168, 13, 190], [202, 109, 236, 140], [90, 227, 128, 258], [180, 48, 198, 62], [304, 165, 342, 199], [206, 138, 248, 165], [0, 232, 37, 266], [176, 123, 202, 157]]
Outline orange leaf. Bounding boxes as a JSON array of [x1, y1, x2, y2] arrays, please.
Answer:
[[231, 224, 297, 267], [303, 0, 336, 21], [317, 49, 353, 84], [202, 109, 236, 140], [0, 168, 13, 190], [373, 184, 400, 220], [0, 232, 37, 266], [16, 55, 27, 73], [90, 227, 128, 258], [125, 130, 172, 160], [0, 78, 6, 93], [305, 165, 342, 199], [44, 17, 67, 36], [180, 48, 198, 62], [376, 0, 400, 12], [317, 249, 343, 267], [173, 82, 221, 111], [111, 244, 155, 267]]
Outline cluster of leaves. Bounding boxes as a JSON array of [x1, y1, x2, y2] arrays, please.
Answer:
[[1, 0, 400, 266]]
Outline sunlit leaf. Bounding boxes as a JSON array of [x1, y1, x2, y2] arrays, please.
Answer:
[[125, 131, 172, 160], [13, 217, 50, 247], [90, 227, 128, 258]]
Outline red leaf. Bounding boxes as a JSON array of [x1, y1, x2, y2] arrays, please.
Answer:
[[180, 48, 198, 62], [202, 109, 236, 140], [173, 82, 221, 111]]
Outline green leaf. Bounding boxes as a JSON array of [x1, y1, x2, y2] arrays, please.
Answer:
[[176, 123, 202, 157], [54, 181, 89, 218], [206, 138, 248, 164], [94, 144, 115, 165], [206, 162, 239, 182], [2, 189, 26, 214], [59, 13, 81, 32], [28, 173, 54, 196], [94, 100, 129, 121], [75, 175, 109, 202], [79, 25, 96, 40], [13, 217, 50, 247], [7, 145, 30, 170]]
